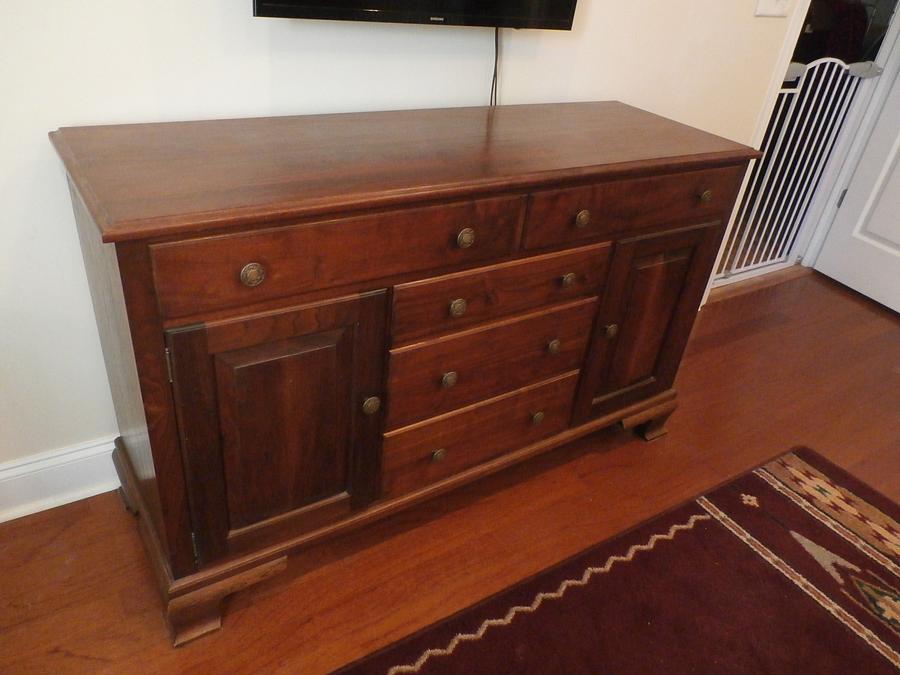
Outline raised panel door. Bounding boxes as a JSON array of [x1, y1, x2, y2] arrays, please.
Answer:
[[166, 291, 387, 563], [573, 223, 722, 423]]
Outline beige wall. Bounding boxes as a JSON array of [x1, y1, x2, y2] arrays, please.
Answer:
[[503, 1, 807, 144], [0, 0, 805, 465]]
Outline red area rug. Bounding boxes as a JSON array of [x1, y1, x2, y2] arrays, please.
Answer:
[[339, 449, 900, 674]]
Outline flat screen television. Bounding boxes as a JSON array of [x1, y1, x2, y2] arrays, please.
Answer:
[[253, 1, 578, 30]]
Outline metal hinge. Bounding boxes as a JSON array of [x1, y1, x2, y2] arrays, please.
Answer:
[[836, 188, 848, 209], [190, 531, 201, 565], [164, 347, 174, 383]]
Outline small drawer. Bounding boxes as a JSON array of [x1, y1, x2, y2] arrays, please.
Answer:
[[391, 243, 612, 345], [382, 372, 579, 499], [386, 297, 596, 430], [150, 196, 524, 318], [522, 165, 745, 250]]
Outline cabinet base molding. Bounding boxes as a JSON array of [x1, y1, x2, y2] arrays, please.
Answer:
[[114, 388, 677, 644], [112, 440, 174, 599], [167, 556, 288, 646], [115, 442, 289, 646]]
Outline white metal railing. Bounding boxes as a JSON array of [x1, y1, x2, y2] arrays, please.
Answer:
[[714, 58, 881, 283]]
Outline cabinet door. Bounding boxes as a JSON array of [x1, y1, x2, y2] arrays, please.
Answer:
[[166, 291, 387, 563], [573, 223, 721, 423]]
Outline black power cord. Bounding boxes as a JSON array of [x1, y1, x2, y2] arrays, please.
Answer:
[[490, 27, 500, 106]]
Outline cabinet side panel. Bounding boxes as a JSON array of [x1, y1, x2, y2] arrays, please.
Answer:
[[68, 180, 168, 556]]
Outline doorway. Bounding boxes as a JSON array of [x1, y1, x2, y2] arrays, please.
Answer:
[[712, 0, 899, 287]]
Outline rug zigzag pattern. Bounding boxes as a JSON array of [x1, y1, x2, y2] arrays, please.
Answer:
[[387, 513, 711, 675]]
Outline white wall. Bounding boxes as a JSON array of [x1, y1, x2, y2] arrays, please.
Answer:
[[0, 1, 803, 467]]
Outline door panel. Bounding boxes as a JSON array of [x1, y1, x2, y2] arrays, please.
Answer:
[[215, 330, 352, 530], [574, 223, 721, 423], [606, 248, 692, 389], [166, 291, 387, 563], [816, 59, 900, 312]]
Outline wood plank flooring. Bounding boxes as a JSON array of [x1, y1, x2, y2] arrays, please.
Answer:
[[1, 271, 898, 674]]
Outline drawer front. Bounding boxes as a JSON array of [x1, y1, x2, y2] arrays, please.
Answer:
[[382, 372, 579, 499], [522, 165, 744, 250], [151, 196, 524, 318], [391, 243, 612, 345], [386, 297, 596, 430]]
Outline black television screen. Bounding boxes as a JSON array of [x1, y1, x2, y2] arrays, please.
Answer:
[[253, 1, 578, 30]]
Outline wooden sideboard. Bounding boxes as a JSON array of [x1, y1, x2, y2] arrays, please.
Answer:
[[51, 102, 757, 645]]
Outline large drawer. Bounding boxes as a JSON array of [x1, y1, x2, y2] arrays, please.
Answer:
[[386, 297, 596, 430], [150, 196, 524, 318], [391, 243, 611, 345], [381, 372, 579, 499], [522, 165, 744, 250]]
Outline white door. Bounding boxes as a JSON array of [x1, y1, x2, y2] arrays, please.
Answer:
[[815, 61, 900, 312]]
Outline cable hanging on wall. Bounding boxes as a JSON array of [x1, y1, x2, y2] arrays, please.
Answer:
[[490, 27, 501, 106]]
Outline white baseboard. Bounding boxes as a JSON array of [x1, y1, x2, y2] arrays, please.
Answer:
[[0, 435, 120, 524]]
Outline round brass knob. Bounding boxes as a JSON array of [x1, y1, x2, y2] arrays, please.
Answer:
[[441, 371, 458, 389], [457, 228, 476, 249], [532, 411, 545, 425], [699, 189, 713, 203], [604, 323, 619, 340], [561, 272, 577, 288], [449, 298, 468, 318], [431, 448, 447, 463], [575, 209, 591, 228], [547, 339, 562, 355], [362, 396, 381, 416], [239, 262, 266, 288]]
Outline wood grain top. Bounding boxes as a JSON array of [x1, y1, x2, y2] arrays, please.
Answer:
[[50, 102, 757, 242]]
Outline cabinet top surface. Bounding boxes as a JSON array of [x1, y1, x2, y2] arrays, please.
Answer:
[[51, 101, 756, 243]]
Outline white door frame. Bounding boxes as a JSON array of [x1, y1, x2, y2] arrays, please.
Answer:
[[801, 8, 900, 265]]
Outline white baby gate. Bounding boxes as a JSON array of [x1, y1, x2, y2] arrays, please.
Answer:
[[714, 58, 882, 283]]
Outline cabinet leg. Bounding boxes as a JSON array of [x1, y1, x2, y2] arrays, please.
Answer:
[[620, 395, 677, 442], [167, 594, 225, 647], [634, 412, 673, 441], [165, 555, 288, 647]]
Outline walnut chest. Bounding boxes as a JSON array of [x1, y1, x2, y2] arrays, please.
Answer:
[[51, 102, 757, 645]]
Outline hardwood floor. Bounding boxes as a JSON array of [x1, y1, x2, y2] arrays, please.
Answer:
[[2, 271, 898, 674]]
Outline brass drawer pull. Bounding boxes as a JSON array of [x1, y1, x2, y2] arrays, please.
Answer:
[[532, 411, 545, 425], [456, 227, 476, 249], [560, 272, 577, 288], [547, 339, 562, 354], [574, 209, 591, 228], [362, 396, 381, 415], [239, 262, 266, 287], [449, 298, 468, 318], [604, 323, 619, 340], [431, 448, 447, 463], [698, 189, 713, 203], [441, 371, 459, 389]]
